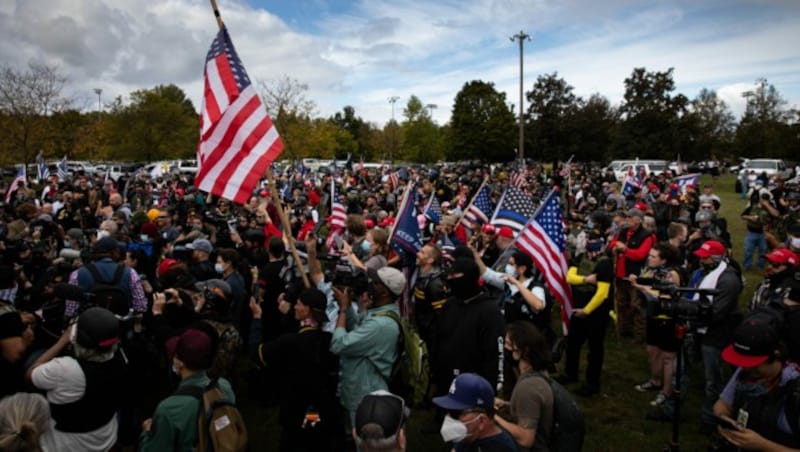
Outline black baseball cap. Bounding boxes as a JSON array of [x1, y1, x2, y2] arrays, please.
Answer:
[[355, 390, 409, 440], [76, 307, 120, 349], [722, 317, 779, 368]]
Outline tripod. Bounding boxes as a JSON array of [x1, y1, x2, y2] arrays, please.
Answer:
[[664, 322, 688, 452]]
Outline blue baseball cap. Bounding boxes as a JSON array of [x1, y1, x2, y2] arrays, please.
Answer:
[[433, 373, 494, 412]]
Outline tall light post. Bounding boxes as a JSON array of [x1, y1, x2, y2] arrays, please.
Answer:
[[93, 88, 102, 113], [92, 88, 102, 161], [388, 96, 400, 163], [425, 103, 437, 121], [510, 30, 531, 164]]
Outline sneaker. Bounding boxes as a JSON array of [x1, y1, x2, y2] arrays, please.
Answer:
[[634, 380, 662, 392], [650, 393, 667, 406]]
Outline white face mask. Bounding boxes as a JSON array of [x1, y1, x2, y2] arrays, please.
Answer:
[[440, 414, 469, 443], [504, 264, 517, 277], [791, 237, 800, 249], [214, 263, 224, 274], [140, 234, 149, 242], [97, 230, 110, 240]]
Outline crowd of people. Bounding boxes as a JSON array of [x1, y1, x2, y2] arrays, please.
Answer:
[[1, 160, 799, 451]]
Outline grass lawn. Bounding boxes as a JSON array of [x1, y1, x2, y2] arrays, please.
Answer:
[[242, 173, 761, 451]]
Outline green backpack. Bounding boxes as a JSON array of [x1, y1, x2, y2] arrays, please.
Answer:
[[375, 310, 430, 407]]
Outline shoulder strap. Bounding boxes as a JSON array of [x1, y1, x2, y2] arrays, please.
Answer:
[[110, 264, 125, 286], [86, 262, 104, 284]]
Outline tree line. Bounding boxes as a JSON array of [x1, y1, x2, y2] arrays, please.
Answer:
[[0, 63, 798, 166]]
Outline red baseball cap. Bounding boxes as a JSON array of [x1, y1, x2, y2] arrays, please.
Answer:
[[721, 318, 778, 368], [497, 226, 514, 239], [693, 240, 726, 259], [764, 248, 799, 266], [481, 224, 496, 234]]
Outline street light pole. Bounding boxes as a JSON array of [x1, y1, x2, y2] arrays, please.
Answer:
[[510, 30, 531, 164], [94, 88, 102, 113], [425, 103, 437, 121], [388, 96, 400, 163]]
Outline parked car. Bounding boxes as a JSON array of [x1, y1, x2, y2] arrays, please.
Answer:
[[736, 158, 792, 193]]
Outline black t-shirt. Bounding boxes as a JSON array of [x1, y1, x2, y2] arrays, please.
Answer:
[[572, 257, 613, 311]]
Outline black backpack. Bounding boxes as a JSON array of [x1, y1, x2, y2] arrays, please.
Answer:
[[535, 373, 585, 452], [86, 263, 130, 317]]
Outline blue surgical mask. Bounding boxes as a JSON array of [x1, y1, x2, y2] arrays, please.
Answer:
[[361, 240, 372, 253], [140, 234, 149, 242], [504, 264, 517, 277], [214, 263, 224, 274]]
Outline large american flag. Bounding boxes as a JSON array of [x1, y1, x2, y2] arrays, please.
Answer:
[[461, 185, 494, 229], [491, 186, 537, 235], [195, 27, 283, 204], [516, 189, 573, 333]]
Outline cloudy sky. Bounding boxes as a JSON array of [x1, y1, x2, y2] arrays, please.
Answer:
[[1, 0, 798, 126]]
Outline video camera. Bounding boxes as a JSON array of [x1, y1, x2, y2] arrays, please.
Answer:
[[638, 277, 715, 325]]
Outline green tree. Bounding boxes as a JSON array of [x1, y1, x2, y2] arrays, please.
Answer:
[[259, 76, 316, 160], [734, 78, 793, 158], [448, 80, 515, 162], [0, 62, 71, 165], [569, 94, 618, 162], [525, 72, 580, 163], [614, 67, 688, 159], [330, 106, 370, 159], [105, 84, 197, 162], [399, 96, 442, 163], [686, 88, 735, 160]]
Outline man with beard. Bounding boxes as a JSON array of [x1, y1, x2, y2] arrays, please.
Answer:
[[750, 248, 799, 311], [435, 258, 506, 397], [561, 229, 614, 397], [713, 317, 800, 450], [412, 244, 447, 362]]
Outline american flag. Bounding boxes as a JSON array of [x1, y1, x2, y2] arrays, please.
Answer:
[[36, 150, 49, 182], [491, 186, 537, 236], [5, 166, 26, 203], [510, 171, 527, 189], [621, 174, 643, 196], [57, 156, 68, 181], [389, 171, 399, 191], [516, 189, 573, 334], [461, 185, 494, 229], [673, 173, 700, 194], [425, 193, 442, 224], [195, 27, 283, 204], [325, 178, 347, 253]]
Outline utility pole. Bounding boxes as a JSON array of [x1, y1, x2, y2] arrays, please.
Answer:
[[510, 30, 531, 164], [93, 88, 102, 161], [388, 96, 400, 163]]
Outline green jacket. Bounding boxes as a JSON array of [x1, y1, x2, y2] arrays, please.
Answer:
[[330, 303, 400, 412], [139, 372, 235, 452]]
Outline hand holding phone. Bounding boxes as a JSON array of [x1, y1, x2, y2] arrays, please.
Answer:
[[715, 416, 740, 430]]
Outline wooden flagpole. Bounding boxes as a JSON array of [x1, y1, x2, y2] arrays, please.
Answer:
[[208, 0, 309, 288]]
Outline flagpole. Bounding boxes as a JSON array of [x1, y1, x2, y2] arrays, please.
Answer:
[[207, 0, 309, 288], [388, 181, 413, 242]]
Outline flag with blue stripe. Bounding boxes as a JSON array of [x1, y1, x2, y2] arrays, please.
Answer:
[[673, 173, 700, 194]]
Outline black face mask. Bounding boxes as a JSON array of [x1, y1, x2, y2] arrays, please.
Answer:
[[504, 348, 518, 365]]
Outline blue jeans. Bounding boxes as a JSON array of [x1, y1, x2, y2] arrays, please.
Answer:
[[743, 231, 767, 270], [701, 345, 726, 426]]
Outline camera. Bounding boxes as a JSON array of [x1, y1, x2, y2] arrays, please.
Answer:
[[642, 280, 715, 325]]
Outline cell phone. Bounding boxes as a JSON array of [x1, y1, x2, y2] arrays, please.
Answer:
[[334, 235, 343, 249], [715, 416, 738, 430], [736, 409, 749, 428]]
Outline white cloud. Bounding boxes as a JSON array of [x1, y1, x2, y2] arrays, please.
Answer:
[[0, 0, 797, 128]]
